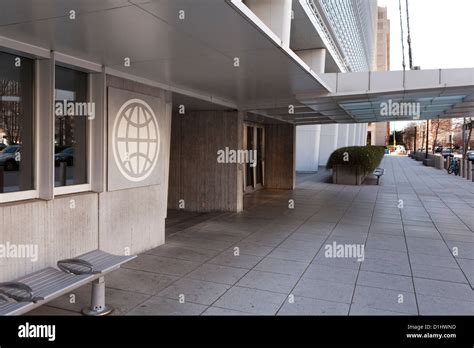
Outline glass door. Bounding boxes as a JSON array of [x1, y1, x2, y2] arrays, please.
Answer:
[[243, 124, 264, 192], [244, 125, 254, 192], [255, 126, 264, 188]]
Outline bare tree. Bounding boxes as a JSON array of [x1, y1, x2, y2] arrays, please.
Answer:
[[430, 119, 451, 153], [402, 121, 418, 151], [0, 79, 23, 145]]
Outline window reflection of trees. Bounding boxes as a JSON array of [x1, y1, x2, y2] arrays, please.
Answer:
[[0, 80, 24, 145]]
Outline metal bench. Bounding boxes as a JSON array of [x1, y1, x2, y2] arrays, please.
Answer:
[[373, 167, 385, 185], [0, 250, 136, 316]]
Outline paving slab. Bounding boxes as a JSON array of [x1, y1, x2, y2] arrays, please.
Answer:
[[356, 271, 414, 292], [236, 270, 299, 294], [145, 243, 219, 263], [278, 296, 350, 315], [351, 285, 418, 315], [207, 251, 263, 269], [213, 286, 287, 315], [413, 278, 474, 302], [293, 277, 355, 304], [186, 263, 248, 285], [123, 254, 201, 277], [254, 257, 308, 276], [157, 278, 230, 305], [127, 296, 207, 315], [302, 264, 358, 285]]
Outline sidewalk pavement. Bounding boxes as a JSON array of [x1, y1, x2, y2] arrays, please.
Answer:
[[29, 156, 474, 316]]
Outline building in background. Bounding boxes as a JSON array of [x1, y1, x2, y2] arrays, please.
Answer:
[[368, 5, 390, 147], [295, 0, 378, 172]]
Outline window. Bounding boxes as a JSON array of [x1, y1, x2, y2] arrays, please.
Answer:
[[0, 51, 34, 194], [54, 66, 88, 187]]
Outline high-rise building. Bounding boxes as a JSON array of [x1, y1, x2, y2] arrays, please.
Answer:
[[316, 0, 378, 72], [295, 0, 378, 171], [375, 6, 390, 71], [368, 6, 391, 146]]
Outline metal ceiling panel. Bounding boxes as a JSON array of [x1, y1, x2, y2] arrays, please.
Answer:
[[0, 0, 330, 110], [0, 0, 131, 26]]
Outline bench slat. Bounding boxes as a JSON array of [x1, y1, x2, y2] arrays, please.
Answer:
[[0, 268, 93, 316], [0, 301, 26, 316], [78, 250, 136, 274]]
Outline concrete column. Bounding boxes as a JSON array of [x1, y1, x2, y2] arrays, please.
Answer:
[[296, 125, 321, 172], [337, 124, 349, 148], [355, 124, 362, 145], [318, 124, 339, 166], [360, 124, 364, 145], [361, 124, 367, 145], [245, 0, 293, 48], [372, 122, 388, 146], [295, 49, 327, 73], [348, 124, 356, 146], [356, 124, 361, 145]]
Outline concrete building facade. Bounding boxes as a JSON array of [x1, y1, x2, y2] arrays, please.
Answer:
[[368, 6, 391, 146], [296, 0, 378, 172]]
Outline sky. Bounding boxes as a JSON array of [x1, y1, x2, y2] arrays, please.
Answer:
[[377, 0, 474, 130], [378, 0, 474, 70]]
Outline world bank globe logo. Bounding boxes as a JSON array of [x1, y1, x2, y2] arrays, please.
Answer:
[[112, 99, 160, 182]]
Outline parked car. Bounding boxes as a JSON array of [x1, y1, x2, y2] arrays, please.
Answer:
[[441, 148, 453, 158], [0, 143, 6, 152], [0, 145, 21, 171], [54, 147, 74, 166], [466, 150, 474, 162]]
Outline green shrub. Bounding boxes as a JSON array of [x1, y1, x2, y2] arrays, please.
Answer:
[[326, 146, 385, 174]]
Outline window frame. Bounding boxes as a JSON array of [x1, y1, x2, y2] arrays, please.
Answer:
[[53, 65, 91, 196], [52, 54, 101, 197], [0, 39, 103, 204], [0, 48, 39, 204]]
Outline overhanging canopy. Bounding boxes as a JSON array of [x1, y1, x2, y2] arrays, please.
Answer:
[[287, 69, 474, 125]]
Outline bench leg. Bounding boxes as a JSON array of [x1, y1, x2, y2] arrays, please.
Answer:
[[82, 277, 113, 316]]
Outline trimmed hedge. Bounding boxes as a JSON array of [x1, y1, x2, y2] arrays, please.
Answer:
[[326, 146, 385, 174]]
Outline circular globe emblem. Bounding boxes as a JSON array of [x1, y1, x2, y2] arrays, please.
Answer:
[[112, 99, 160, 182]]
